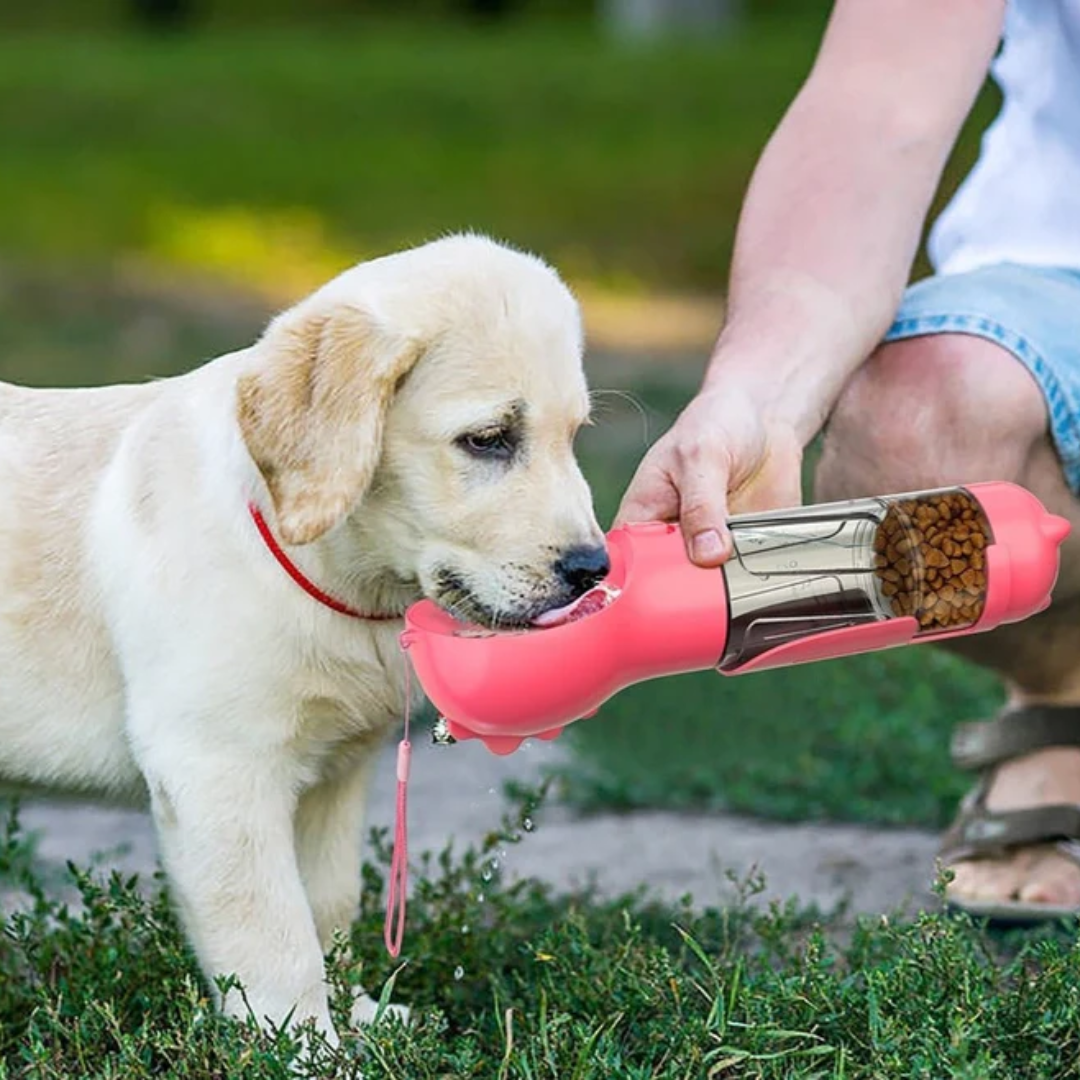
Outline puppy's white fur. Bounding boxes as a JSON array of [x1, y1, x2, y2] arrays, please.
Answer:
[[0, 234, 602, 1042]]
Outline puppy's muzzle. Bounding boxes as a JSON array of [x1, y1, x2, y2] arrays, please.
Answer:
[[553, 544, 610, 597]]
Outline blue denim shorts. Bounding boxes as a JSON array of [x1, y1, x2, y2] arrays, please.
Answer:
[[884, 262, 1080, 494]]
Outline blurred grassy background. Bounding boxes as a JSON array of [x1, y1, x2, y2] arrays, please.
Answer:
[[0, 22, 807, 297], [0, 2, 999, 299], [0, 0, 1007, 828]]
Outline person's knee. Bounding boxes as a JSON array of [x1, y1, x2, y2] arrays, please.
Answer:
[[815, 334, 1049, 500]]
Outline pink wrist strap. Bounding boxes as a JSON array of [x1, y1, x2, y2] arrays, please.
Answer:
[[384, 653, 413, 958]]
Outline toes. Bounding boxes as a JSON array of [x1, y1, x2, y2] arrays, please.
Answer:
[[945, 847, 1080, 908], [1016, 850, 1080, 906], [381, 1002, 412, 1026], [944, 860, 980, 898], [946, 857, 1020, 903]]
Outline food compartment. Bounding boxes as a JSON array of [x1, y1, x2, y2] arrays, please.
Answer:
[[717, 486, 995, 671], [872, 488, 993, 634]]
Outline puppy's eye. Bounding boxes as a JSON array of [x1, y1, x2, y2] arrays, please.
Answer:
[[457, 429, 515, 459]]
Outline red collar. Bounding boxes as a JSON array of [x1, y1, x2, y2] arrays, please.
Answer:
[[248, 503, 399, 621]]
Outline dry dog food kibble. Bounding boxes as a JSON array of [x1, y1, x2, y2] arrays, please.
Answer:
[[872, 489, 992, 632]]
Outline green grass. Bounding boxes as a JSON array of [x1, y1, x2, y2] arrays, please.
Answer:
[[555, 645, 1002, 827], [3, 796, 1080, 1079], [0, 16, 997, 296]]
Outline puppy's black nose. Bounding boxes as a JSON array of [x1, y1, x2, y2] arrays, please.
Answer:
[[554, 545, 610, 596]]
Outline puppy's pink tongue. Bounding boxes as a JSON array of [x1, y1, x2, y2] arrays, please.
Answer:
[[531, 584, 620, 628]]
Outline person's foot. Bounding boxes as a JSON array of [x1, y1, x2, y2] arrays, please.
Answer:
[[946, 745, 1080, 907]]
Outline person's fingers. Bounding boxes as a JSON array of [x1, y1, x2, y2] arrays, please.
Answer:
[[612, 453, 680, 528], [772, 464, 804, 512], [728, 440, 804, 516], [612, 479, 678, 528], [672, 441, 732, 567]]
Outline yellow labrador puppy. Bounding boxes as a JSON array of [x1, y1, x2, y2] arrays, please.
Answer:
[[0, 233, 607, 1045]]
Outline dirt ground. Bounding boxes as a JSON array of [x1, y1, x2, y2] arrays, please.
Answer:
[[10, 732, 943, 924]]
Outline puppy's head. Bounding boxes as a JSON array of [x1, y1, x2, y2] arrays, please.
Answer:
[[237, 233, 606, 628]]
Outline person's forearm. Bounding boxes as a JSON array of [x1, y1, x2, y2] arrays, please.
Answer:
[[706, 91, 948, 442], [703, 0, 1005, 445]]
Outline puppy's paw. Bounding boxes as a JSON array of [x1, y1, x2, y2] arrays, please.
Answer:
[[288, 1020, 342, 1079], [350, 990, 412, 1028]]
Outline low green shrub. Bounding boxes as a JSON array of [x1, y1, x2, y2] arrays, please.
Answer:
[[3, 793, 1079, 1079]]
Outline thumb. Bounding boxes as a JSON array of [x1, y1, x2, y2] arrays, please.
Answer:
[[677, 467, 732, 567]]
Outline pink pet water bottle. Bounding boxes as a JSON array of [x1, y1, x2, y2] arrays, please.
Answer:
[[400, 482, 1070, 755]]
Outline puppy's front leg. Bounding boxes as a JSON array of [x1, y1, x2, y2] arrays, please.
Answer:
[[295, 753, 410, 1028], [139, 748, 337, 1043], [295, 755, 377, 952]]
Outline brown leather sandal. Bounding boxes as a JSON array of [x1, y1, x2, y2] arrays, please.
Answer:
[[939, 706, 1080, 924]]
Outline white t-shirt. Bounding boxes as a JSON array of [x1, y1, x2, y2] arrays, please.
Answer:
[[928, 0, 1080, 275]]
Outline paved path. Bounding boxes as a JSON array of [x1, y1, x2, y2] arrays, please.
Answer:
[[8, 732, 942, 922]]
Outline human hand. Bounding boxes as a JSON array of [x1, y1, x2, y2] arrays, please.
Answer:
[[613, 382, 804, 567]]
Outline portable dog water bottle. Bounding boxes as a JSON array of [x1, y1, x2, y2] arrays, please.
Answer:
[[400, 482, 1071, 755]]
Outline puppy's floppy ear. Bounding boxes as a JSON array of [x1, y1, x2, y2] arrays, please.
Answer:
[[237, 303, 423, 546]]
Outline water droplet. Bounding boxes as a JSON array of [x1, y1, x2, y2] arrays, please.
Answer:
[[454, 965, 464, 981], [523, 817, 534, 832]]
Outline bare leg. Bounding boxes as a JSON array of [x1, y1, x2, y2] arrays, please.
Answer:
[[815, 331, 1080, 908]]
